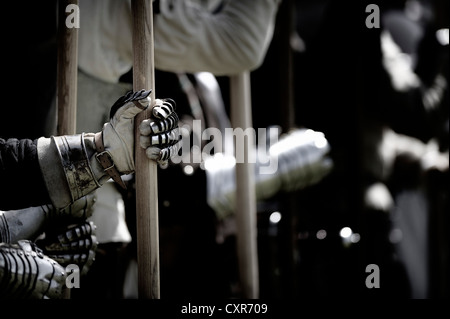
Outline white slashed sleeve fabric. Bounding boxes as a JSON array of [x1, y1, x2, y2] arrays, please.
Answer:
[[78, 0, 281, 82]]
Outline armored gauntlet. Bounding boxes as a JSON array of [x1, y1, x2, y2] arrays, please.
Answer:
[[37, 90, 180, 208], [36, 221, 97, 276], [0, 240, 67, 299], [205, 128, 333, 219]]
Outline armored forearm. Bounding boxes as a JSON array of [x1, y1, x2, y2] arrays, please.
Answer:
[[0, 194, 96, 244], [206, 128, 333, 220]]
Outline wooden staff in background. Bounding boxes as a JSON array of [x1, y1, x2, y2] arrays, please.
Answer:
[[57, 0, 78, 136], [56, 0, 79, 300], [277, 0, 300, 299], [131, 0, 160, 299], [230, 71, 259, 299]]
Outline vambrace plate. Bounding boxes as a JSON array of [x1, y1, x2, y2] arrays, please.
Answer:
[[0, 194, 96, 244], [0, 208, 46, 244], [205, 128, 334, 220]]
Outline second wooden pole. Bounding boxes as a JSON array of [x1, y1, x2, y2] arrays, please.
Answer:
[[230, 71, 259, 299]]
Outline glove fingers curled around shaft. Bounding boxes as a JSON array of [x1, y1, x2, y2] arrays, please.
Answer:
[[145, 140, 182, 163], [152, 98, 176, 119], [158, 141, 181, 161], [102, 89, 153, 174], [139, 98, 180, 165], [139, 113, 179, 135], [101, 91, 179, 175], [139, 127, 180, 149]]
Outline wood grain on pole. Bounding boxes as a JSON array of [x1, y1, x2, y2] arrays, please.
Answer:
[[56, 0, 79, 300], [230, 71, 259, 299], [131, 0, 160, 299], [57, 0, 78, 136]]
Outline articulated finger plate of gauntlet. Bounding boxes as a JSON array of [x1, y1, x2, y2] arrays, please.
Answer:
[[36, 221, 98, 276], [0, 240, 67, 299]]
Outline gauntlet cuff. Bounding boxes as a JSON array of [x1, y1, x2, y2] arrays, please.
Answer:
[[37, 134, 106, 209]]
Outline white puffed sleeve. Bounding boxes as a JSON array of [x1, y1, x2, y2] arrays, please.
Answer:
[[154, 0, 281, 75], [78, 0, 280, 82]]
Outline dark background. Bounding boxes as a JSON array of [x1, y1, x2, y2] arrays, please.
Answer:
[[1, 0, 448, 300]]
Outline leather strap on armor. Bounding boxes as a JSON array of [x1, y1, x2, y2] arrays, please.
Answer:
[[94, 132, 127, 189]]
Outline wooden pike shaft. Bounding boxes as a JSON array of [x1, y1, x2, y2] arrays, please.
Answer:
[[57, 0, 78, 136], [230, 72, 259, 298], [56, 0, 78, 300], [131, 0, 160, 299]]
